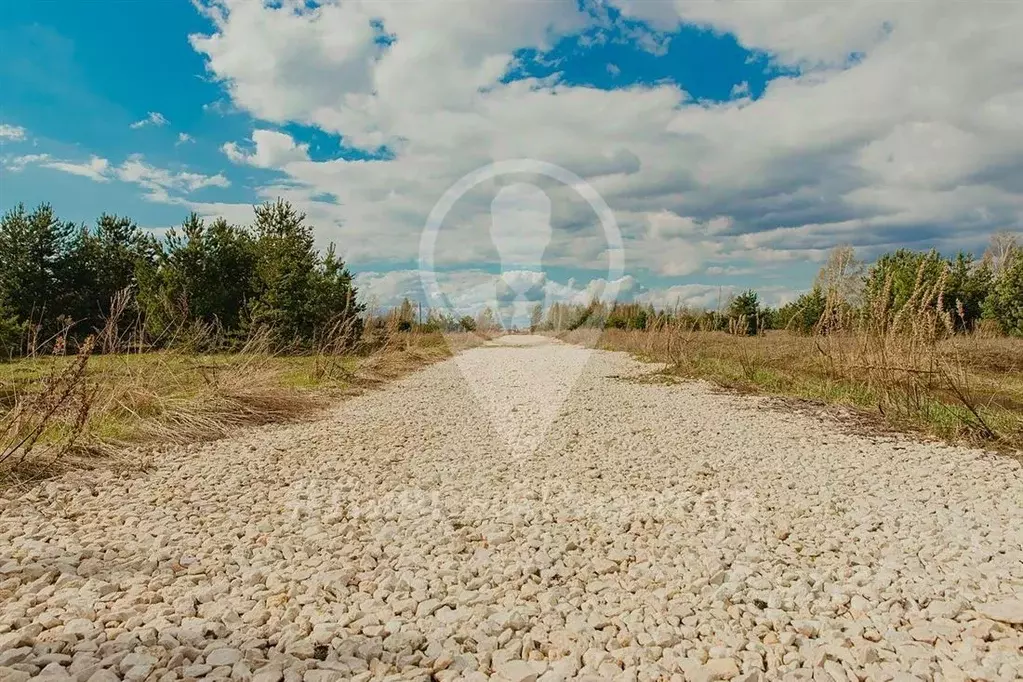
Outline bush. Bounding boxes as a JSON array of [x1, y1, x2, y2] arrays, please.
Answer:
[[984, 249, 1023, 336], [605, 303, 652, 330], [863, 249, 993, 330]]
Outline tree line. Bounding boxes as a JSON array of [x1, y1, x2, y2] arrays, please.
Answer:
[[0, 200, 363, 357], [534, 235, 1023, 337], [3, 198, 1021, 356]]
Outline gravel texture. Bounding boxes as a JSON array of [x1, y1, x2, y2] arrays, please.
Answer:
[[1, 335, 1022, 682]]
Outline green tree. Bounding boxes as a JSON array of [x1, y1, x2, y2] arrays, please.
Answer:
[[476, 306, 499, 332], [777, 287, 828, 334], [530, 303, 543, 332], [391, 298, 416, 332], [983, 249, 1023, 336], [139, 214, 257, 339], [75, 213, 156, 331], [727, 289, 760, 335], [945, 252, 992, 330], [309, 243, 363, 340], [0, 203, 79, 329], [863, 249, 948, 324], [864, 248, 995, 331], [605, 303, 651, 330], [248, 200, 361, 346], [248, 200, 321, 343]]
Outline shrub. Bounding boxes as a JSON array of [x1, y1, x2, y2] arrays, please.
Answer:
[[777, 288, 827, 334], [983, 249, 1023, 336]]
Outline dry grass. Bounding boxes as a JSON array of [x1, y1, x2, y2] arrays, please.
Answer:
[[566, 326, 1023, 452], [0, 321, 487, 483], [558, 264, 1023, 453]]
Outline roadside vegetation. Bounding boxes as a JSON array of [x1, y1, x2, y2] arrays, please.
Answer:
[[0, 200, 484, 481], [539, 236, 1023, 452], [3, 196, 1021, 476]]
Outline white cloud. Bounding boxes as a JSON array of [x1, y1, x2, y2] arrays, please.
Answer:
[[3, 153, 50, 172], [355, 269, 633, 316], [610, 0, 901, 67], [191, 0, 586, 147], [222, 129, 309, 167], [14, 152, 229, 201], [636, 283, 797, 310], [177, 133, 195, 145], [354, 267, 794, 317], [115, 154, 230, 201], [646, 211, 731, 240], [184, 0, 1023, 282], [43, 156, 111, 183], [130, 112, 169, 129], [0, 124, 26, 141]]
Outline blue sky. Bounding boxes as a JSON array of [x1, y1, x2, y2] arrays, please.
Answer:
[[2, 1, 1020, 313]]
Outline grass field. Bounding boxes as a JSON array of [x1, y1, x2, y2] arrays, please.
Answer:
[[568, 328, 1023, 453], [0, 331, 482, 482]]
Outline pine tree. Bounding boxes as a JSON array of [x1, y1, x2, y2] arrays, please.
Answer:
[[0, 203, 79, 331], [727, 289, 760, 335]]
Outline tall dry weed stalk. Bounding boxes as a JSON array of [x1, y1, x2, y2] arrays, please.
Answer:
[[813, 261, 995, 439], [307, 288, 362, 380], [723, 315, 767, 382], [0, 337, 95, 473]]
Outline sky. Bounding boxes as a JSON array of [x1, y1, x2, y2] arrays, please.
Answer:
[[1, 0, 1021, 315]]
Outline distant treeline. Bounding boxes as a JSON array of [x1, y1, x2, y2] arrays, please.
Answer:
[[533, 236, 1023, 337], [3, 199, 1021, 358], [0, 200, 363, 357]]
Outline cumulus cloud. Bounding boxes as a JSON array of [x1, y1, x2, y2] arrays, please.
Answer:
[[223, 130, 309, 167], [177, 133, 195, 145], [182, 0, 1023, 287], [115, 154, 230, 201], [129, 112, 169, 129], [0, 124, 27, 141]]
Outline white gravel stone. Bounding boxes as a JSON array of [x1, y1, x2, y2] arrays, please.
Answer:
[[62, 619, 95, 636], [976, 599, 1023, 624], [1, 336, 1021, 680], [206, 648, 242, 667], [496, 660, 539, 682]]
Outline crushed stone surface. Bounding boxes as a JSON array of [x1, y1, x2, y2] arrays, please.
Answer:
[[1, 336, 1022, 681]]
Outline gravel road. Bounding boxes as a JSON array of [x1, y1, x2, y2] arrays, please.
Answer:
[[2, 336, 1022, 682]]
